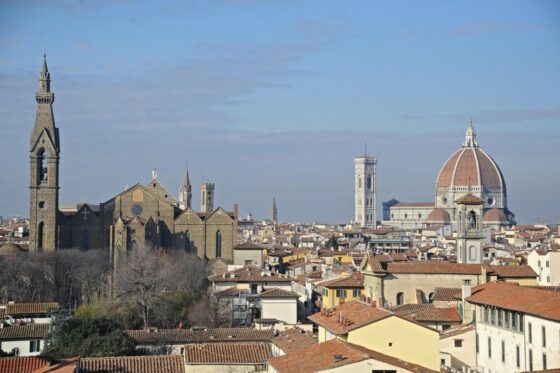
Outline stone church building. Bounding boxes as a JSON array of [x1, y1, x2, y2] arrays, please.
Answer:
[[28, 56, 237, 260]]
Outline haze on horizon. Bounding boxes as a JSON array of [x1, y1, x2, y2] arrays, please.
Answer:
[[0, 0, 559, 224]]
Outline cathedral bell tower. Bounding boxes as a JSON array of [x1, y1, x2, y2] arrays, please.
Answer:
[[200, 182, 214, 213], [455, 193, 484, 264], [178, 168, 192, 210], [29, 54, 60, 252]]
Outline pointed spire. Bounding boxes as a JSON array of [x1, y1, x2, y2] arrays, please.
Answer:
[[179, 166, 193, 210], [184, 168, 191, 188], [36, 53, 54, 104], [272, 198, 278, 222]]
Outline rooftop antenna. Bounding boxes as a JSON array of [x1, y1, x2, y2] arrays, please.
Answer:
[[364, 141, 367, 157]]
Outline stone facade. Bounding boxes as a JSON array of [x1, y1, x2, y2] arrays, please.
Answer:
[[28, 56, 237, 261], [29, 55, 59, 252]]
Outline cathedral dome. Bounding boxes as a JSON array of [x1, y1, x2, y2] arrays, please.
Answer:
[[436, 124, 505, 190], [426, 208, 451, 223], [483, 208, 508, 223]]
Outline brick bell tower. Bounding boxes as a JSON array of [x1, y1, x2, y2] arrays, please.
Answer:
[[29, 54, 60, 252]]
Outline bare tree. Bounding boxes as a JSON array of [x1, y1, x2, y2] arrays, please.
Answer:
[[0, 249, 109, 306], [188, 290, 232, 328]]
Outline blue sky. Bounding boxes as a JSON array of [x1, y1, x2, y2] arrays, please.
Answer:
[[1, 0, 559, 223]]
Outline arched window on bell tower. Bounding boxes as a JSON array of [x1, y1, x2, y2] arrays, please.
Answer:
[[215, 230, 222, 258], [38, 149, 48, 184], [37, 222, 45, 252]]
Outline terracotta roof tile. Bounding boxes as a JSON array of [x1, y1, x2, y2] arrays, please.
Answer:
[[432, 287, 462, 302], [391, 304, 431, 313], [268, 339, 437, 373], [268, 339, 368, 373], [0, 357, 50, 373], [487, 265, 537, 278], [319, 273, 364, 289], [440, 325, 475, 339], [185, 342, 271, 364], [6, 302, 59, 316], [273, 327, 317, 354], [32, 358, 79, 373], [80, 355, 184, 373], [308, 300, 393, 334], [386, 262, 483, 275], [404, 307, 461, 323], [259, 288, 300, 298], [127, 328, 274, 344], [466, 282, 560, 321], [0, 324, 49, 339], [209, 265, 295, 283]]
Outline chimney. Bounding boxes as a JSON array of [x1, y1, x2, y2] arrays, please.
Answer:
[[462, 279, 473, 324], [234, 204, 239, 220], [333, 354, 344, 363]]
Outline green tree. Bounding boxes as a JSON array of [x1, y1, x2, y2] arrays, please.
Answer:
[[44, 316, 135, 359], [325, 235, 338, 249]]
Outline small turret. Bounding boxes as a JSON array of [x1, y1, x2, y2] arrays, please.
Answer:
[[463, 119, 479, 148]]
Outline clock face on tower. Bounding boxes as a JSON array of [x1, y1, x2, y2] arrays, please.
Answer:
[[131, 204, 143, 216]]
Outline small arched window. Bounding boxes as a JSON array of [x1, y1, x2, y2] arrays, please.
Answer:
[[215, 230, 222, 257], [396, 292, 404, 305]]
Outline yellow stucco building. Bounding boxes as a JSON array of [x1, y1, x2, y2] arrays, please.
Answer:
[[309, 300, 440, 371]]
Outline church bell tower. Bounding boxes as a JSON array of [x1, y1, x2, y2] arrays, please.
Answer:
[[29, 54, 60, 252], [456, 193, 484, 264]]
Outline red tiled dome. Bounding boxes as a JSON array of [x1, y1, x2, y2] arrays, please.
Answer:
[[483, 208, 508, 222], [426, 208, 451, 223], [436, 146, 505, 189]]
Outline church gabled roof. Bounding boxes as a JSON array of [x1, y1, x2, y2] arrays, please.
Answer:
[[146, 171, 178, 205], [174, 206, 204, 223], [204, 206, 236, 223], [102, 183, 176, 209]]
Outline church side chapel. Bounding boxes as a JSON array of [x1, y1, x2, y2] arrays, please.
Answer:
[[28, 55, 237, 260]]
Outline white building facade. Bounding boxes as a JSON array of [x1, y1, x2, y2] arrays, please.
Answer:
[[467, 283, 560, 373], [527, 249, 560, 286]]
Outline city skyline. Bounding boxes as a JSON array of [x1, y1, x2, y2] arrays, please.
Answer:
[[1, 1, 559, 224]]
